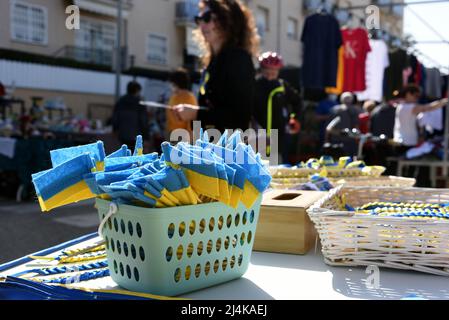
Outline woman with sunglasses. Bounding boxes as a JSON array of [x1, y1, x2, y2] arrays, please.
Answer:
[[173, 0, 259, 133]]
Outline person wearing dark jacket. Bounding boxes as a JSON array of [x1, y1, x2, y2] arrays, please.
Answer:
[[253, 51, 301, 161], [112, 81, 149, 148], [172, 0, 259, 133]]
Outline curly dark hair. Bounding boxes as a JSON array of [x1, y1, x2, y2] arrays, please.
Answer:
[[194, 0, 260, 66]]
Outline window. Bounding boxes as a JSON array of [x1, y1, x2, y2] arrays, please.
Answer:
[[392, 3, 404, 16], [147, 34, 168, 65], [73, 19, 116, 65], [287, 17, 298, 40], [75, 19, 116, 52], [255, 6, 269, 39], [10, 1, 48, 45]]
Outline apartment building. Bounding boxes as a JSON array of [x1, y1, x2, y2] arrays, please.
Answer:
[[0, 0, 405, 118]]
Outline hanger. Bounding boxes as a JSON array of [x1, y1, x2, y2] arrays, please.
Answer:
[[317, 0, 327, 15]]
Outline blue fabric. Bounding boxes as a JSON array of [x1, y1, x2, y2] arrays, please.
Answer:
[[161, 142, 219, 179], [235, 143, 271, 193], [0, 277, 152, 300], [0, 233, 98, 273], [144, 166, 189, 193], [226, 131, 243, 150], [133, 135, 143, 156], [99, 183, 153, 205], [32, 154, 95, 200], [104, 153, 158, 172], [106, 145, 129, 159], [50, 141, 105, 167]]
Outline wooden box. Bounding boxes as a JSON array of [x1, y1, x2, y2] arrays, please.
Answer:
[[253, 190, 326, 255]]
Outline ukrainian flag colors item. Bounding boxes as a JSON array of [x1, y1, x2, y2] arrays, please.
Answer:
[[104, 153, 158, 172], [134, 135, 143, 156], [50, 141, 105, 171], [32, 132, 272, 212], [32, 154, 96, 212], [106, 145, 129, 159], [162, 142, 221, 201]]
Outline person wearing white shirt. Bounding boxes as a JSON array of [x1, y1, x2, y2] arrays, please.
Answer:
[[393, 85, 448, 148]]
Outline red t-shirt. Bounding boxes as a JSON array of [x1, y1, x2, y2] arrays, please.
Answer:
[[342, 28, 371, 92]]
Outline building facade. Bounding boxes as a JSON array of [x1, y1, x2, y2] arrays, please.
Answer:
[[0, 0, 404, 119]]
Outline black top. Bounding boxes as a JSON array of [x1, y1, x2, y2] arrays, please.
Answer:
[[112, 94, 149, 143], [301, 13, 342, 89], [197, 46, 255, 133], [384, 48, 410, 100], [254, 77, 301, 135]]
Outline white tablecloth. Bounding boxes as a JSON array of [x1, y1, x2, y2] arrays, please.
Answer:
[[2, 236, 449, 300]]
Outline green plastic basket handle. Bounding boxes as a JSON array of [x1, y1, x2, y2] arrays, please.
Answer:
[[98, 202, 118, 239]]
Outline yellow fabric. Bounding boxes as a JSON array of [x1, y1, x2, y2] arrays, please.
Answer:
[[326, 46, 345, 95], [95, 161, 105, 172], [229, 185, 243, 209], [167, 91, 198, 133], [241, 181, 260, 209], [38, 180, 96, 212], [55, 284, 189, 300], [144, 190, 179, 208]]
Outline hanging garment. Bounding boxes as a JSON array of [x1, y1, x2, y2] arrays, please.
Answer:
[[442, 75, 448, 98], [301, 12, 342, 89], [384, 48, 410, 100], [403, 67, 413, 87], [425, 67, 442, 99], [357, 39, 389, 102], [407, 54, 419, 85], [341, 27, 371, 92], [326, 46, 345, 95]]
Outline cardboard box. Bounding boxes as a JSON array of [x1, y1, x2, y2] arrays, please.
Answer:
[[253, 190, 326, 255]]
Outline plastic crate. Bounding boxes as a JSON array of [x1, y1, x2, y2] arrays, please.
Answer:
[[96, 195, 262, 296]]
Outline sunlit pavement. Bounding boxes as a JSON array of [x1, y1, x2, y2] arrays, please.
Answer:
[[0, 199, 98, 264]]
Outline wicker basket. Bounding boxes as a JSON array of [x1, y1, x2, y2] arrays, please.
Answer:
[[270, 176, 416, 190], [307, 186, 449, 276]]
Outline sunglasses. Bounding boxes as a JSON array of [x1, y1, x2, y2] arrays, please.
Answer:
[[194, 11, 213, 25]]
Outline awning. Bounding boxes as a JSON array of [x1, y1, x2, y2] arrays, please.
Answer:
[[74, 0, 131, 19]]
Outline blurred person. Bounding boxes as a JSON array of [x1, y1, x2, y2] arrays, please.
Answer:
[[253, 51, 301, 162], [166, 68, 198, 138], [392, 85, 448, 186], [326, 92, 362, 156], [112, 81, 149, 150], [173, 0, 259, 133], [315, 94, 339, 147], [358, 100, 377, 134], [393, 85, 448, 151]]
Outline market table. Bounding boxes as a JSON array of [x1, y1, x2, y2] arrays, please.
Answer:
[[2, 233, 449, 300]]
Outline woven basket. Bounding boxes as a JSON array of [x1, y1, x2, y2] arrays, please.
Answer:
[[307, 186, 449, 276], [270, 176, 416, 190]]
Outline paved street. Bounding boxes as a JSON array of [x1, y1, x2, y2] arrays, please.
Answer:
[[0, 199, 98, 264]]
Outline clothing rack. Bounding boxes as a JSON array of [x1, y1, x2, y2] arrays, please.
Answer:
[[308, 0, 449, 73]]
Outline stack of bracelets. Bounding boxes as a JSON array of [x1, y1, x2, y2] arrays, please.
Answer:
[[17, 241, 111, 284], [347, 201, 449, 220]]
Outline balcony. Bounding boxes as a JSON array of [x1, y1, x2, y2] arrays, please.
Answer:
[[175, 1, 199, 27], [54, 46, 113, 67]]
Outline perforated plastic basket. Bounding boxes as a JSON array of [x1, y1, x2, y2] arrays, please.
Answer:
[[95, 196, 262, 296]]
